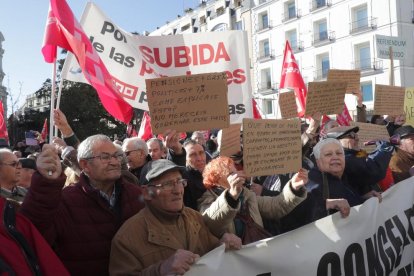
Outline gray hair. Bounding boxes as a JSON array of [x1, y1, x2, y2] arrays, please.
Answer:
[[313, 138, 343, 159], [122, 137, 148, 156], [0, 148, 12, 162], [147, 138, 164, 150], [77, 134, 112, 162]]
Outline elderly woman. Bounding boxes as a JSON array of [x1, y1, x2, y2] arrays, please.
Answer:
[[197, 156, 308, 244]]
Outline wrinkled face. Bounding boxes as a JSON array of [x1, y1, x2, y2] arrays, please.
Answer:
[[400, 135, 414, 155], [185, 143, 206, 172], [0, 152, 21, 188], [316, 143, 345, 178], [339, 132, 360, 151], [146, 170, 184, 212], [123, 141, 146, 169], [81, 141, 121, 184], [147, 140, 163, 161]]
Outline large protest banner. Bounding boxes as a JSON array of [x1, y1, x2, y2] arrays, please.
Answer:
[[61, 3, 252, 124], [186, 177, 414, 276]]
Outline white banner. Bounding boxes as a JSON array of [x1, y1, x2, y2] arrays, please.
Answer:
[[61, 3, 252, 124], [375, 34, 407, 60], [187, 177, 414, 276]]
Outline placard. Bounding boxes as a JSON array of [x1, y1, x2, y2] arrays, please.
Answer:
[[279, 90, 298, 119], [305, 81, 347, 116], [327, 69, 361, 94], [146, 72, 230, 133], [376, 34, 407, 60], [373, 84, 405, 115], [404, 87, 414, 127], [350, 122, 390, 153], [242, 119, 301, 176], [219, 124, 241, 157]]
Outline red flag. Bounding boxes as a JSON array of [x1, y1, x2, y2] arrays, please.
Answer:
[[279, 41, 307, 117], [319, 115, 332, 138], [126, 123, 138, 138], [0, 100, 9, 141], [336, 103, 353, 126], [42, 0, 133, 123], [41, 118, 48, 141], [252, 98, 262, 119], [137, 112, 153, 141]]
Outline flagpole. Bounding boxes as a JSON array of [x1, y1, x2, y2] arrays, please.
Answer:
[[49, 57, 57, 143], [54, 76, 64, 137]]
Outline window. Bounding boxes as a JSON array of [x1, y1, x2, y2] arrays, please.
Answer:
[[263, 99, 273, 115], [234, 20, 243, 30], [286, 29, 297, 49], [351, 5, 368, 32], [260, 68, 272, 90], [216, 7, 225, 16], [321, 56, 330, 78], [200, 16, 206, 24], [318, 21, 328, 41], [287, 2, 296, 19], [355, 43, 371, 70], [361, 82, 373, 102], [211, 23, 227, 32], [181, 24, 190, 32], [316, 0, 326, 8], [316, 53, 329, 79], [259, 39, 270, 59], [259, 12, 269, 30]]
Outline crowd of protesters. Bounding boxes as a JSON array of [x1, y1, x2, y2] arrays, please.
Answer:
[[0, 98, 413, 275]]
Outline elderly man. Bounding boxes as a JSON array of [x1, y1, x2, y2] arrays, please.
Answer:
[[123, 137, 152, 180], [146, 138, 165, 160], [0, 149, 24, 204], [326, 125, 393, 196], [165, 130, 207, 210], [17, 158, 37, 192], [21, 135, 145, 275], [109, 159, 241, 275], [389, 125, 414, 183]]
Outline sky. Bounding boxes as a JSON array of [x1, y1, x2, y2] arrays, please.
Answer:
[[0, 0, 199, 114]]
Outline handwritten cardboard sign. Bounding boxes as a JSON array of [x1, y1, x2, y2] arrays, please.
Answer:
[[373, 84, 405, 116], [279, 90, 298, 119], [327, 69, 361, 94], [350, 122, 390, 153], [146, 72, 230, 133], [305, 81, 347, 116], [242, 118, 301, 176], [405, 87, 414, 127], [219, 124, 241, 157]]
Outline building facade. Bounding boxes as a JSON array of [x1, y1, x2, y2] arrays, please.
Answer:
[[0, 32, 7, 115], [251, 0, 414, 119]]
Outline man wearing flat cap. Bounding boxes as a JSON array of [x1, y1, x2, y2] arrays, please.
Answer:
[[109, 159, 241, 276], [389, 125, 414, 183], [325, 125, 393, 197]]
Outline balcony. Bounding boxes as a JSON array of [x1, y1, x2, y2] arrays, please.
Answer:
[[310, 0, 331, 12], [312, 30, 335, 46], [258, 81, 278, 94], [257, 20, 273, 32], [282, 9, 301, 22], [349, 17, 377, 34], [289, 40, 304, 52], [258, 49, 274, 62], [352, 58, 383, 72], [314, 68, 329, 80]]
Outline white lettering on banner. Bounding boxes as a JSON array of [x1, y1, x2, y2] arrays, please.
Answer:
[[186, 177, 414, 276], [61, 3, 253, 123]]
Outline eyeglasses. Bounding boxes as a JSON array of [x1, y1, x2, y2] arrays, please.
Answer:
[[84, 152, 124, 163], [342, 132, 357, 140], [0, 161, 21, 168], [149, 179, 188, 191], [124, 149, 142, 157]]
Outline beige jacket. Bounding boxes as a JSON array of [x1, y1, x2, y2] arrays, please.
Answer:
[[198, 181, 306, 237], [109, 207, 219, 276]]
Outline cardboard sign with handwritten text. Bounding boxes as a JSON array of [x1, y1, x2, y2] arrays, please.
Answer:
[[242, 118, 301, 176], [373, 84, 405, 116], [305, 81, 347, 116], [327, 69, 361, 94], [146, 73, 230, 133], [279, 90, 298, 119], [350, 122, 390, 153], [219, 124, 241, 157], [405, 87, 414, 127]]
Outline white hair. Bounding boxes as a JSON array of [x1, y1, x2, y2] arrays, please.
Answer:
[[313, 138, 343, 159], [0, 148, 12, 162], [77, 134, 112, 162], [122, 137, 148, 156]]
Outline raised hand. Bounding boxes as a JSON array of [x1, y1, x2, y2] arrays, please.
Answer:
[[164, 129, 183, 154], [227, 171, 246, 199], [290, 168, 309, 191], [36, 144, 62, 179]]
